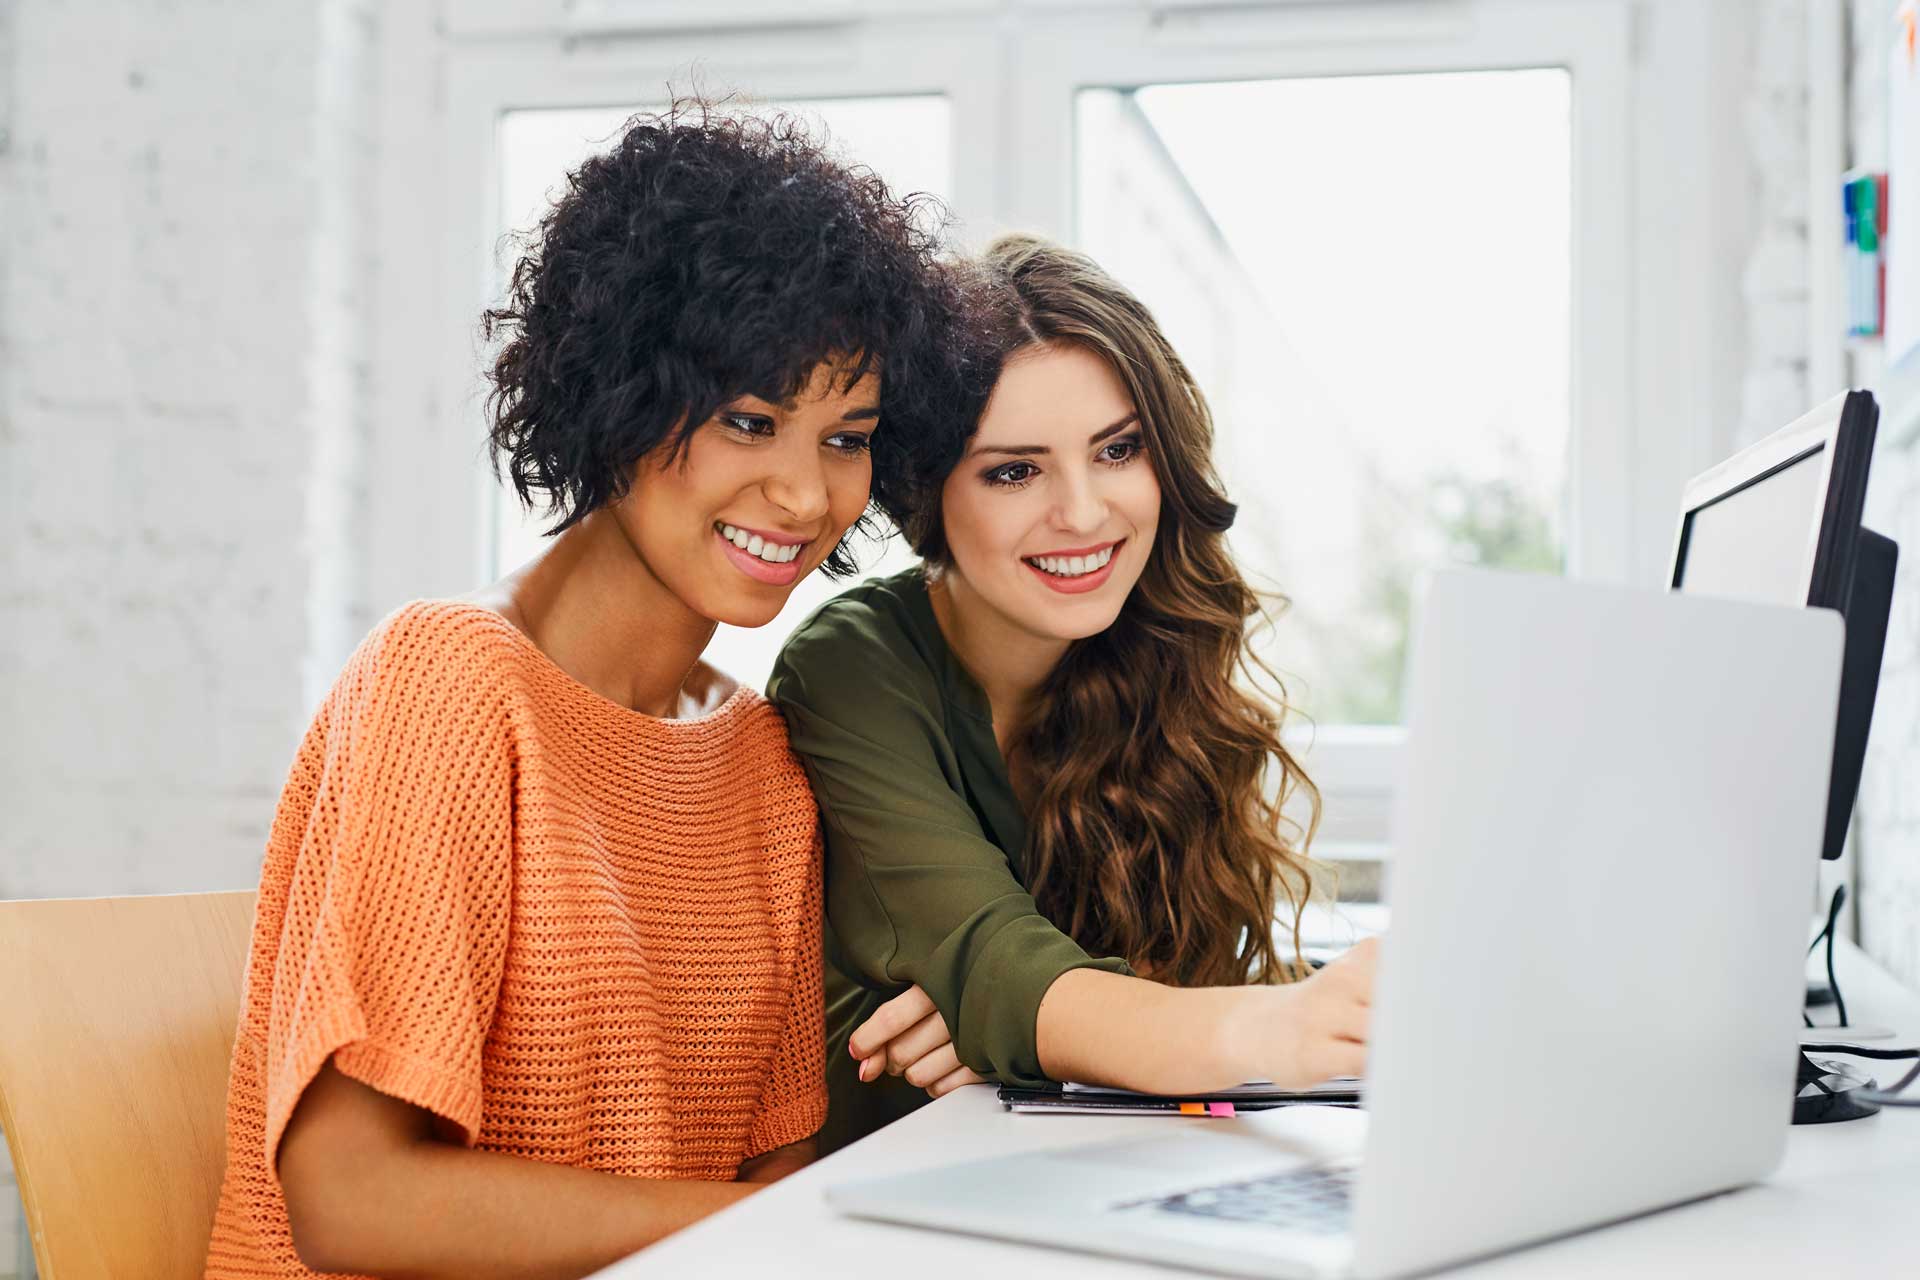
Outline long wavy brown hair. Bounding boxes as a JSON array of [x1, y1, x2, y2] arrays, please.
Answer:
[[904, 234, 1321, 987]]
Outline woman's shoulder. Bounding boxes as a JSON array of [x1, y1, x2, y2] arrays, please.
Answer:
[[331, 599, 534, 720], [356, 598, 530, 672], [769, 568, 942, 704]]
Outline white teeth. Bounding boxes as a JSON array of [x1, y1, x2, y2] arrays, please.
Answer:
[[718, 523, 802, 564], [1026, 546, 1115, 578]]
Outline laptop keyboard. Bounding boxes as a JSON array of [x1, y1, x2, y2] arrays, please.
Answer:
[[1133, 1165, 1355, 1235]]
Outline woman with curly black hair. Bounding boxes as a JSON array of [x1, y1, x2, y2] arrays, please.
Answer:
[[203, 103, 960, 1280]]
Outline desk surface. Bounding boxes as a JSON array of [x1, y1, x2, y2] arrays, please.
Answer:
[[601, 941, 1919, 1278]]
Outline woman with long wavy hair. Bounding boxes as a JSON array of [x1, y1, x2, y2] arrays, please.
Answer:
[[768, 234, 1378, 1152]]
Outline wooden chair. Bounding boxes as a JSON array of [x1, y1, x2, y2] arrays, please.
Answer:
[[0, 891, 257, 1280]]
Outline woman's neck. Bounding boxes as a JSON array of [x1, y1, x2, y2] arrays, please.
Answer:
[[927, 568, 1070, 754], [481, 510, 719, 718]]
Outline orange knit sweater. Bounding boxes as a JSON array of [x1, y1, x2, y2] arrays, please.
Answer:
[[204, 602, 825, 1279]]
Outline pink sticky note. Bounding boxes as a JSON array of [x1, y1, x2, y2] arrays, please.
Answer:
[[1207, 1102, 1236, 1118]]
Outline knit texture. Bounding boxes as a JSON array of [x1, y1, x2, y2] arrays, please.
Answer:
[[204, 601, 825, 1279]]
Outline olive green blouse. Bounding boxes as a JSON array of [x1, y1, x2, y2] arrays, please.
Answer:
[[767, 568, 1132, 1152]]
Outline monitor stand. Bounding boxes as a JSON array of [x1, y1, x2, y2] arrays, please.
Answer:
[[1795, 1052, 1880, 1124]]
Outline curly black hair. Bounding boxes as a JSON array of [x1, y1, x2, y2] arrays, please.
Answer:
[[483, 98, 968, 576]]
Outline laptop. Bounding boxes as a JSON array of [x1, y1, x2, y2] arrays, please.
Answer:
[[827, 570, 1843, 1278]]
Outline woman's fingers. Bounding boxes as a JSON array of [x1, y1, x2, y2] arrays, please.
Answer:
[[848, 984, 937, 1061], [903, 1043, 963, 1089], [883, 1011, 955, 1076], [926, 1065, 986, 1099]]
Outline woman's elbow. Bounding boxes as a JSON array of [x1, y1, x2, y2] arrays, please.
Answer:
[[276, 1059, 432, 1273], [278, 1101, 418, 1271], [279, 1144, 368, 1274]]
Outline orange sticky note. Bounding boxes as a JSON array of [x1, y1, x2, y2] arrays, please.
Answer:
[[1179, 1102, 1205, 1116]]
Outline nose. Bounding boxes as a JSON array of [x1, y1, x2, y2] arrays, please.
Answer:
[[762, 447, 831, 526], [1051, 466, 1109, 536]]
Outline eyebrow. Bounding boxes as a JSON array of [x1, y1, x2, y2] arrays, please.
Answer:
[[967, 412, 1140, 459], [730, 398, 881, 424]]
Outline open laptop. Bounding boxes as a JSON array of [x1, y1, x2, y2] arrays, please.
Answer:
[[828, 570, 1843, 1278]]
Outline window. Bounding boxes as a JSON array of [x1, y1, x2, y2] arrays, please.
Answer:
[[437, 0, 1651, 871], [492, 95, 953, 691], [1076, 71, 1571, 727]]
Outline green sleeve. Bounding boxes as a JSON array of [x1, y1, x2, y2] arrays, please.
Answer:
[[769, 602, 1130, 1089]]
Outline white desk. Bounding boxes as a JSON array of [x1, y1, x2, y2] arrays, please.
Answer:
[[602, 941, 1919, 1278]]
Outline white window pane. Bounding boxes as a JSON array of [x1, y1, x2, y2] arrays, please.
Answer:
[[491, 96, 952, 691], [1076, 71, 1570, 725]]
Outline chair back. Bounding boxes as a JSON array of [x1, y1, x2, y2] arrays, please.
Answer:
[[0, 891, 256, 1280]]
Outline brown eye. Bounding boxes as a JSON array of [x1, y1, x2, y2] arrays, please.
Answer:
[[720, 412, 775, 438], [986, 461, 1038, 488]]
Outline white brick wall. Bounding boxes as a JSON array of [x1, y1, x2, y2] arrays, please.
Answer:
[[0, 4, 391, 1270], [1848, 0, 1920, 988], [1740, 0, 1814, 448], [0, 0, 380, 901]]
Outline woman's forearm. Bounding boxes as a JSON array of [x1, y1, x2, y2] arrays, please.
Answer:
[[280, 1062, 760, 1280], [297, 1138, 755, 1280], [1033, 943, 1376, 1095], [1033, 967, 1260, 1093]]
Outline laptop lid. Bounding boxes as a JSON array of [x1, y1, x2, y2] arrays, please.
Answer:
[[1351, 571, 1842, 1278]]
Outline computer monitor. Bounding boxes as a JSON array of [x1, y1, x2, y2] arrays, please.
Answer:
[[1669, 389, 1896, 863]]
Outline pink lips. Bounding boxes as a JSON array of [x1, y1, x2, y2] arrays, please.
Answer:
[[715, 525, 807, 587], [1023, 540, 1123, 596]]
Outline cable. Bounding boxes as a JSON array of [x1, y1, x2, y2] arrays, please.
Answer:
[[1863, 1060, 1920, 1107], [1804, 884, 1849, 1028], [1825, 885, 1848, 1027]]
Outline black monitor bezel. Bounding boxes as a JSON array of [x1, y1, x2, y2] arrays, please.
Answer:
[[1668, 390, 1878, 611]]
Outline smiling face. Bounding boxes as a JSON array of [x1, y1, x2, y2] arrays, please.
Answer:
[[614, 361, 879, 629], [937, 341, 1161, 645]]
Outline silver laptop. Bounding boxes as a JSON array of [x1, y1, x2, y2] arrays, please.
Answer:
[[828, 570, 1843, 1279]]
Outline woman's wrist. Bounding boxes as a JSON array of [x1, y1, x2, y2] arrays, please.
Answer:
[[1211, 983, 1303, 1087], [1209, 985, 1266, 1085]]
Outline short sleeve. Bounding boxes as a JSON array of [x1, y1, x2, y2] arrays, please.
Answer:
[[260, 606, 516, 1177], [745, 823, 828, 1158], [769, 596, 1129, 1089]]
